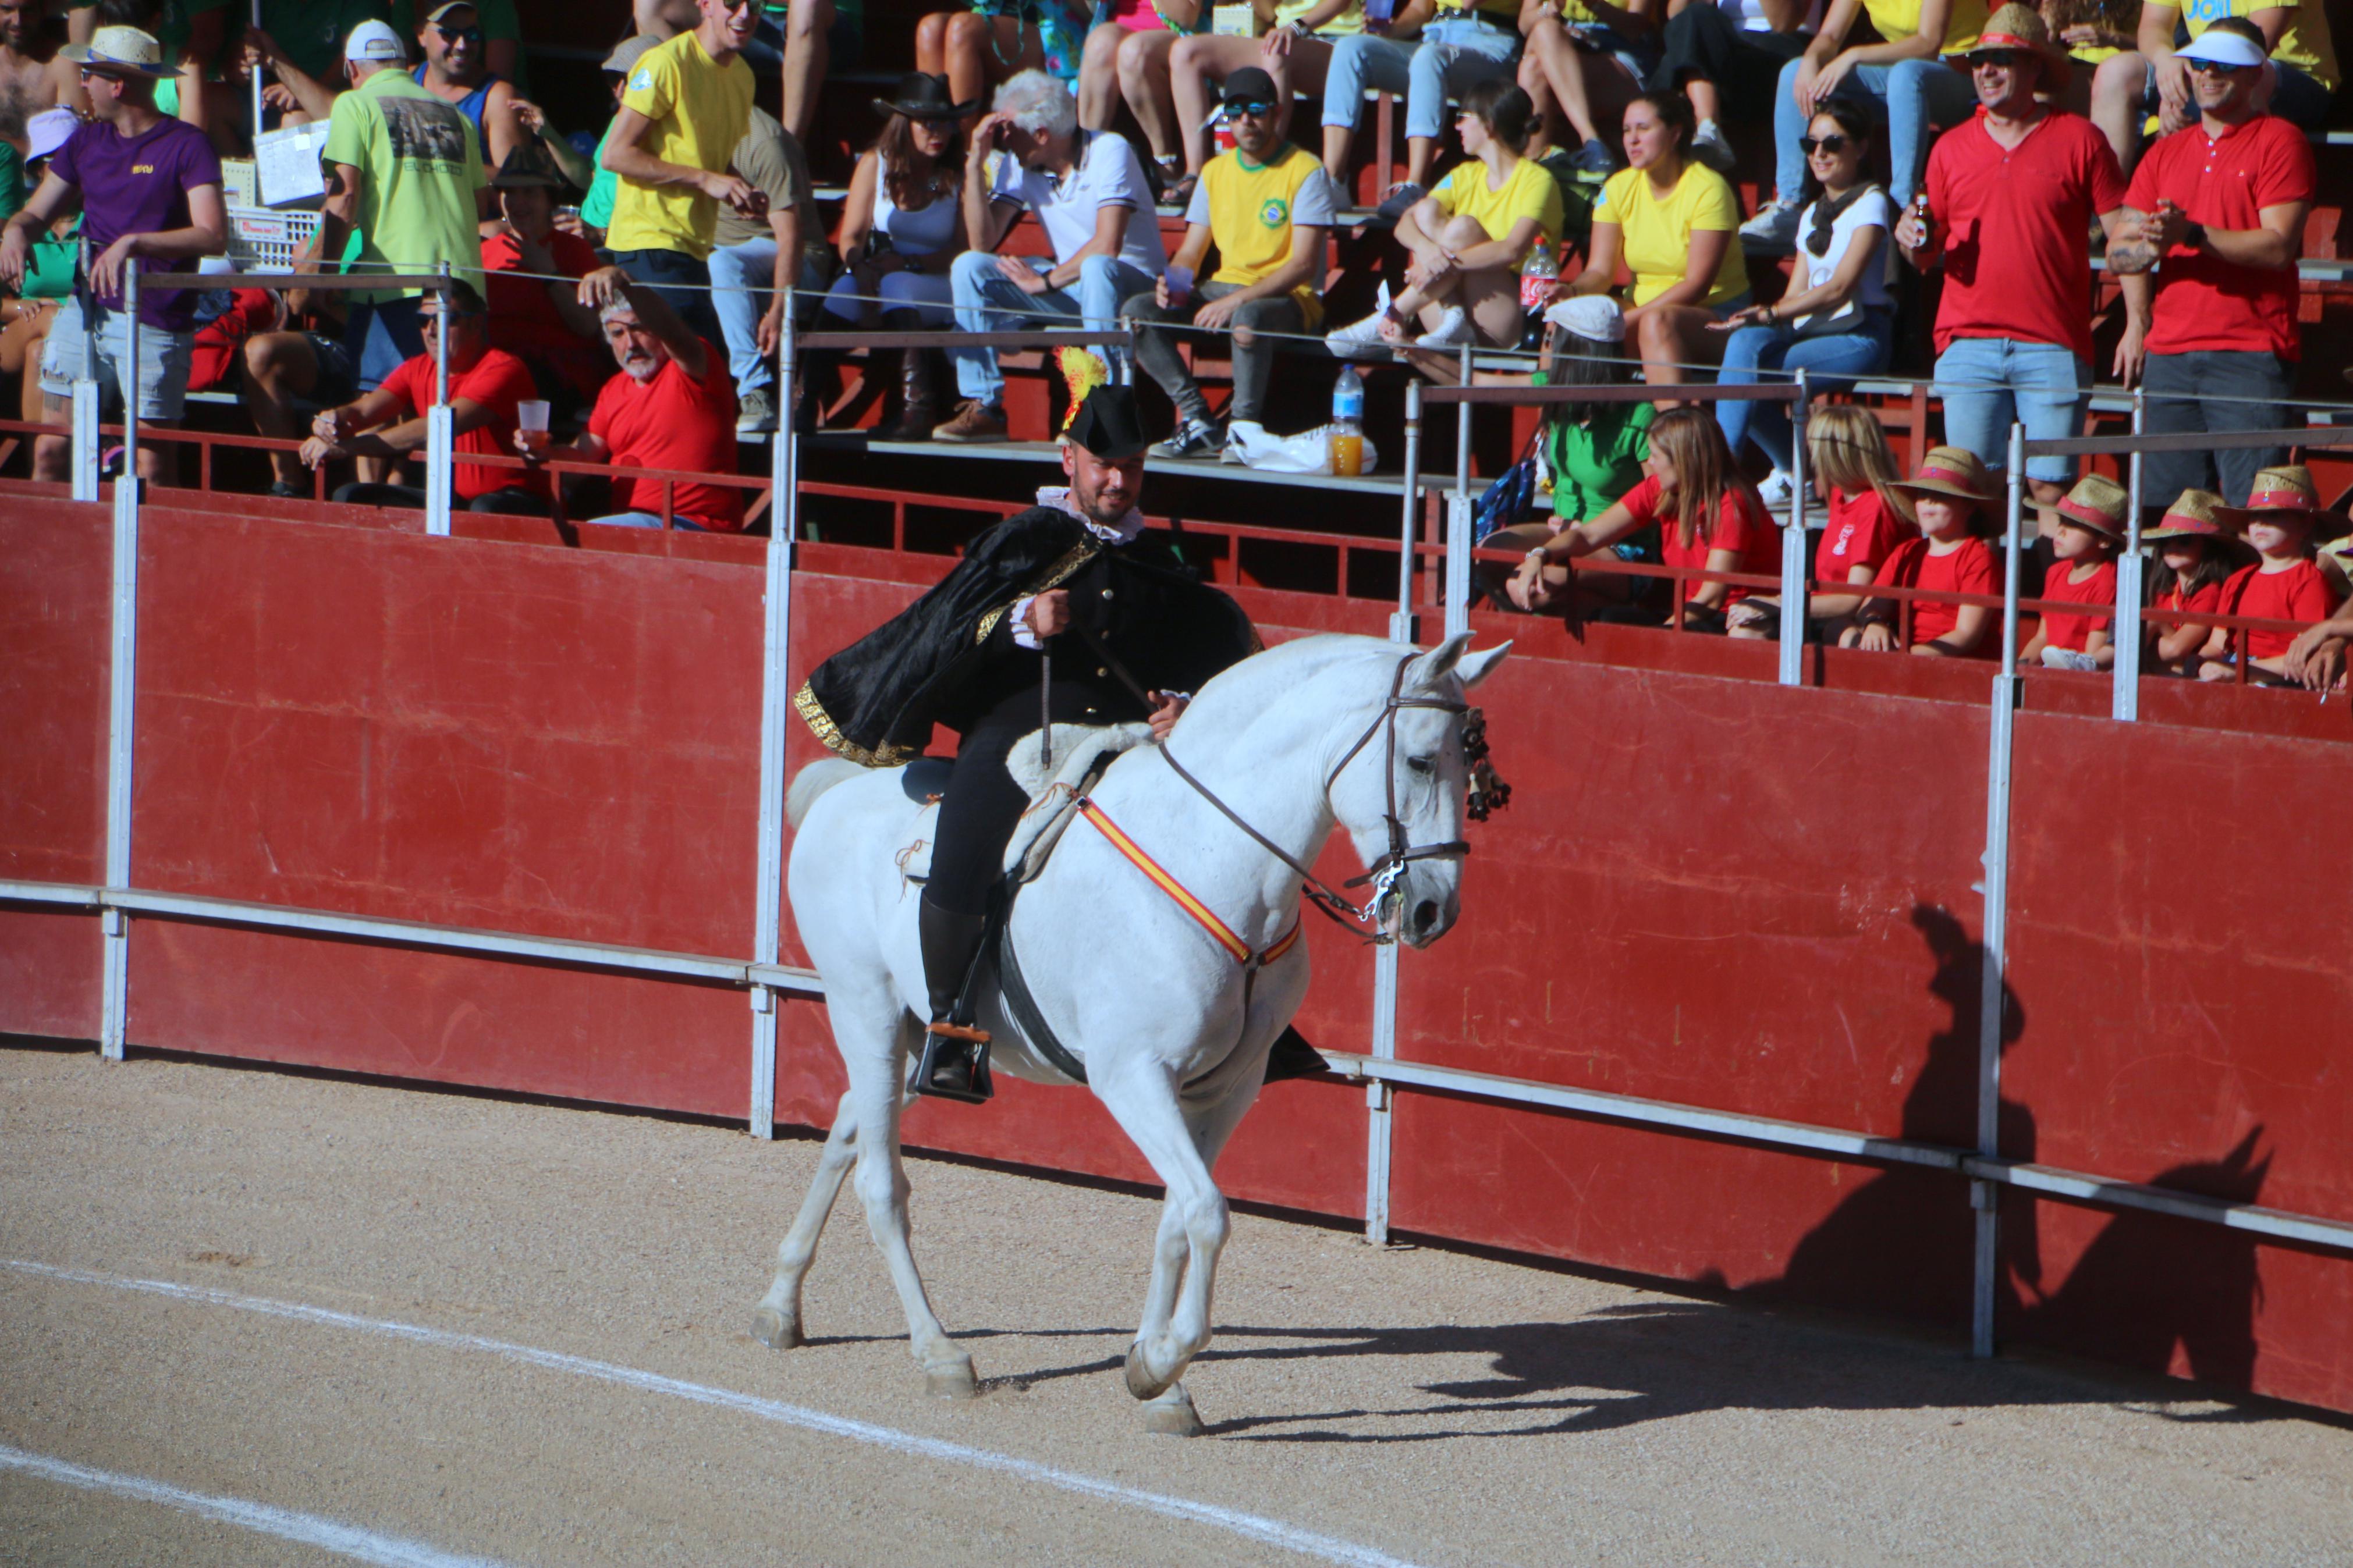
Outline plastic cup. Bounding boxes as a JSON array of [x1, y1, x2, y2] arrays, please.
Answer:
[[1165, 264, 1195, 305], [517, 399, 551, 432]]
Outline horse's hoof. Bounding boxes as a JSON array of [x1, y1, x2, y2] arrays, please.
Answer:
[[925, 1361, 979, 1400], [1142, 1385, 1202, 1438], [748, 1307, 803, 1350], [1124, 1339, 1175, 1402]]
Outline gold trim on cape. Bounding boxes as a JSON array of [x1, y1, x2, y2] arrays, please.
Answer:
[[973, 538, 1103, 647], [794, 680, 908, 767]]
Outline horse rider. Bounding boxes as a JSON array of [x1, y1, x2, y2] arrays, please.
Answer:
[[798, 383, 1322, 1102]]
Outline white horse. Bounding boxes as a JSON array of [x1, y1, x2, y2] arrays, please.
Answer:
[[751, 631, 1508, 1432]]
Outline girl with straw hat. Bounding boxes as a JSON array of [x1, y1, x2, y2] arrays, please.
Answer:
[[2198, 466, 2345, 684], [2142, 488, 2234, 675], [1842, 446, 1998, 657], [2022, 472, 2125, 672]]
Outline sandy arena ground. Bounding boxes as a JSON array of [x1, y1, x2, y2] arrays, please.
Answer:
[[3, 1043, 2351, 1567]]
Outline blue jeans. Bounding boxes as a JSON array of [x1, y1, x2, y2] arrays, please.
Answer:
[[1772, 55, 1976, 208], [706, 237, 830, 401], [1319, 19, 1521, 142], [611, 247, 724, 351], [343, 296, 426, 391], [1933, 336, 2089, 485], [1716, 310, 1894, 471], [587, 510, 710, 530], [947, 250, 1155, 406], [2139, 349, 2295, 508]]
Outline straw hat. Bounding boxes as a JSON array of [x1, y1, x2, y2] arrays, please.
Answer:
[[1890, 445, 1996, 504], [2052, 472, 2128, 542], [1963, 3, 2072, 93], [2141, 489, 2227, 540], [2216, 465, 2324, 529], [59, 24, 175, 79]]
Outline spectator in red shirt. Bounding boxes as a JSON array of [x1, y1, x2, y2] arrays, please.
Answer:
[[1895, 4, 2130, 514], [1729, 404, 1909, 643], [1507, 406, 1779, 632], [480, 142, 608, 418], [2022, 472, 2124, 670], [2143, 488, 2236, 675], [299, 281, 549, 514], [2199, 465, 2344, 683], [2104, 20, 2315, 511], [518, 266, 743, 531], [1843, 445, 1999, 656]]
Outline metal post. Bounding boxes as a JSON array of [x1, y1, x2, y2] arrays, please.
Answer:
[[99, 268, 145, 1061], [1394, 379, 1422, 639], [71, 376, 100, 500], [2111, 390, 2146, 721], [1778, 374, 1811, 687], [1445, 347, 1474, 639], [1972, 421, 2028, 1359], [249, 0, 265, 135], [747, 294, 799, 1139], [424, 264, 453, 536]]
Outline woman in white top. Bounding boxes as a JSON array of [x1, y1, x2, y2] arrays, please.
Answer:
[[1708, 101, 1893, 499], [826, 75, 974, 436]]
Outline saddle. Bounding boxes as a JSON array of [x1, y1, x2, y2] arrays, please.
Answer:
[[892, 723, 1154, 888]]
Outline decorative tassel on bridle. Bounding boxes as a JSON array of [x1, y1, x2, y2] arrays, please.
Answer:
[[1463, 707, 1511, 823]]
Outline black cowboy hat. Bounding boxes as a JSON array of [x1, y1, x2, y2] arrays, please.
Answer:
[[1063, 385, 1152, 462], [874, 72, 977, 122], [490, 139, 565, 190]]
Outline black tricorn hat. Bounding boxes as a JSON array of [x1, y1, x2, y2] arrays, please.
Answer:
[[874, 71, 978, 122], [1062, 385, 1152, 461]]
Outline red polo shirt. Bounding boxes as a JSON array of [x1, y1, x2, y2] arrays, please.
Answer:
[[2122, 113, 2315, 361], [1813, 486, 1910, 585], [1923, 108, 2127, 360], [379, 347, 544, 502], [1617, 474, 1780, 605], [1878, 536, 1996, 649], [483, 227, 609, 397], [588, 349, 743, 530], [2220, 560, 2341, 660]]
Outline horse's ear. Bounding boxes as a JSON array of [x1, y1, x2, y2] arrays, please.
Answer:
[[1404, 631, 1477, 691], [1457, 641, 1511, 689]]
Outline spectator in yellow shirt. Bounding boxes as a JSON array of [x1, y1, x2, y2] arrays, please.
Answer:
[[1561, 88, 1751, 389]]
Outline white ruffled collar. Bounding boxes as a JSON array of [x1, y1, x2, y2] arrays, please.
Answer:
[[1037, 485, 1144, 544]]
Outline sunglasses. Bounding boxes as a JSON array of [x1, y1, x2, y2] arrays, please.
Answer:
[[1224, 99, 1275, 119], [2186, 56, 2256, 74], [1798, 134, 1851, 155], [1969, 48, 2021, 67], [434, 23, 484, 42]]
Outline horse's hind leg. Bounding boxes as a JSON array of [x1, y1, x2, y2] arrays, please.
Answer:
[[844, 1015, 978, 1398], [750, 1091, 860, 1349]]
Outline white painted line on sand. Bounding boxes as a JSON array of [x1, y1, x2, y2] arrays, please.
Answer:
[[0, 1442, 512, 1568], [4, 1258, 1431, 1568]]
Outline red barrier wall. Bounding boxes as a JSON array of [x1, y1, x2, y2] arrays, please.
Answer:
[[3, 495, 2349, 1414]]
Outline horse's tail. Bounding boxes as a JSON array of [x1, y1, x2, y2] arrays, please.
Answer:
[[786, 758, 864, 831]]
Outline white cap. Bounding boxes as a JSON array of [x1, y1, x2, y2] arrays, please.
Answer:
[[1544, 295, 1626, 344], [346, 19, 407, 62], [24, 106, 76, 162], [2174, 28, 2269, 70]]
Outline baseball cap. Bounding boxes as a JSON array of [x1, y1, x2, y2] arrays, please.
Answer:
[[346, 19, 406, 61], [24, 106, 76, 163], [1220, 66, 1279, 109], [2174, 29, 2269, 70], [423, 2, 479, 21], [602, 33, 659, 74]]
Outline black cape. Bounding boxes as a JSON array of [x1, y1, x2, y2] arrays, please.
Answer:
[[795, 504, 1259, 765]]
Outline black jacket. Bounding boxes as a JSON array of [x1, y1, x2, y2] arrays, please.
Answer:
[[794, 504, 1259, 765]]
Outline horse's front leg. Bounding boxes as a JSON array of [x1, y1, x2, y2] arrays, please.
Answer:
[[751, 1090, 859, 1349], [1095, 1071, 1233, 1406], [846, 1023, 978, 1398]]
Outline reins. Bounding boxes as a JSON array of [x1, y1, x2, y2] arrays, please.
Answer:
[[1067, 627, 1473, 939]]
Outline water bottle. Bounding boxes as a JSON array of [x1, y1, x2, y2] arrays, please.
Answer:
[[1518, 241, 1558, 349], [1329, 365, 1364, 477]]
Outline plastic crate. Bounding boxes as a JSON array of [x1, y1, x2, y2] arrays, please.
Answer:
[[226, 206, 322, 273], [220, 158, 257, 207]]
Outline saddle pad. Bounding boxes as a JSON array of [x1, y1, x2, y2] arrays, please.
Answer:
[[886, 726, 1152, 886]]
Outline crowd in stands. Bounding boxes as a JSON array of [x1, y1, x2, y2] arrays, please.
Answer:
[[0, 0, 2341, 680]]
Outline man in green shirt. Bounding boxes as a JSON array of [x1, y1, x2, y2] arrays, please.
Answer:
[[317, 16, 485, 387]]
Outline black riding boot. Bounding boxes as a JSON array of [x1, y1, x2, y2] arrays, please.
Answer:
[[875, 308, 941, 440], [916, 897, 994, 1103]]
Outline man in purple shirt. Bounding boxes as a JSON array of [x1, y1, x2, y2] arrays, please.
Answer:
[[0, 23, 222, 486]]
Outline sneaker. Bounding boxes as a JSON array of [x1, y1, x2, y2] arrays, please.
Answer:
[[1151, 417, 1226, 459], [932, 400, 1009, 443], [1371, 181, 1426, 224], [1326, 283, 1397, 360], [735, 386, 778, 435], [1690, 120, 1736, 176], [1755, 469, 1795, 509], [266, 479, 307, 499], [1572, 137, 1616, 178], [1740, 198, 1803, 251], [1415, 305, 1475, 350], [2041, 646, 2100, 673]]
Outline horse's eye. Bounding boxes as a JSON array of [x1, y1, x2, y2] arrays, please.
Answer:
[[1406, 755, 1435, 776]]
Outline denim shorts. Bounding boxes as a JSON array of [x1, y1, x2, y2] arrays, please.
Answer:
[[38, 296, 194, 420]]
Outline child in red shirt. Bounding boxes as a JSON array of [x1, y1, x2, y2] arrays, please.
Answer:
[[1509, 407, 1778, 631], [1841, 446, 2000, 657], [2143, 489, 2235, 675], [2200, 467, 2345, 683], [2023, 472, 2123, 671], [1728, 406, 1910, 643]]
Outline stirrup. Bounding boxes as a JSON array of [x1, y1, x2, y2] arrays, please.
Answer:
[[916, 1019, 995, 1104]]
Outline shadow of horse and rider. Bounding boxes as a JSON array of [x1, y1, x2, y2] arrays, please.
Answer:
[[962, 905, 2281, 1439]]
